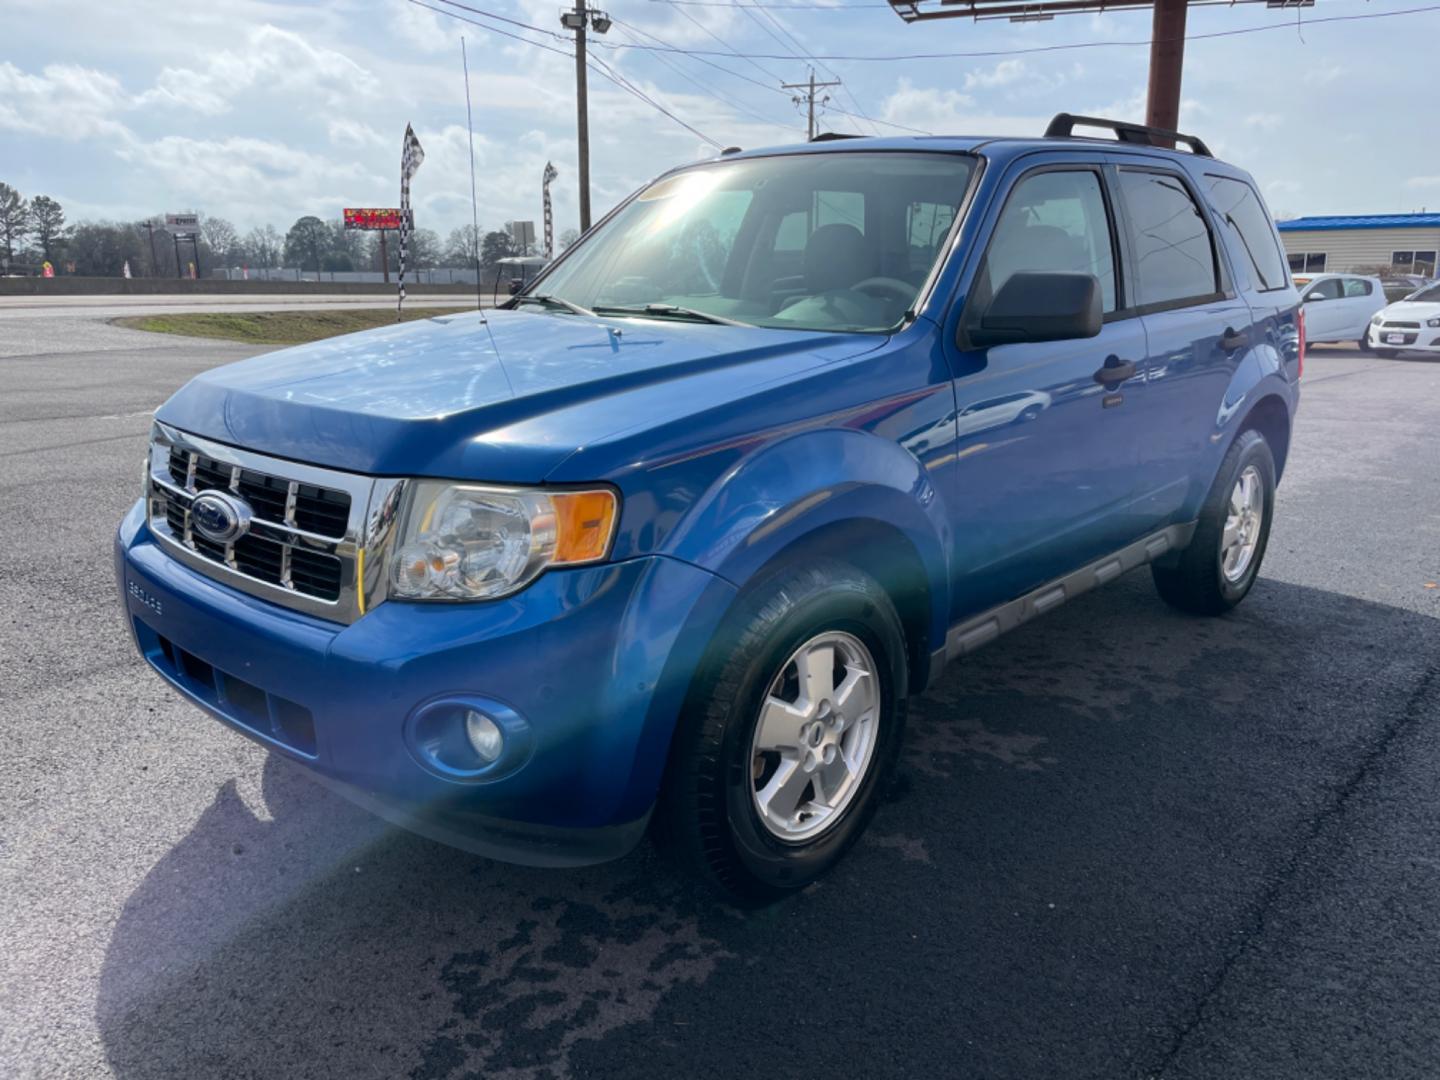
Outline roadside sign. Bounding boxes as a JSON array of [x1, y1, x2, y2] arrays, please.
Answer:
[[344, 207, 407, 231], [510, 220, 536, 249], [165, 213, 199, 229]]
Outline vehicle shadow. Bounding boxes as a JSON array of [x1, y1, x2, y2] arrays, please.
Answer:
[[95, 573, 1440, 1080]]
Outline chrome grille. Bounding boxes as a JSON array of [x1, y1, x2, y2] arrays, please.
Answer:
[[145, 422, 406, 624]]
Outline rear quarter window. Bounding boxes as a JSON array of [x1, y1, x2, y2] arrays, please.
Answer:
[[1205, 175, 1288, 293], [1117, 169, 1220, 309]]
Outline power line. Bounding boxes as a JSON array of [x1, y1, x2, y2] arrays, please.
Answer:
[[610, 1, 1440, 61], [649, 0, 788, 84], [408, 0, 725, 146], [422, 0, 1440, 63], [617, 14, 930, 134], [612, 22, 803, 132], [748, 2, 882, 133]]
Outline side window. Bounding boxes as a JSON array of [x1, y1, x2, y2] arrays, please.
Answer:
[[1205, 175, 1287, 292], [982, 169, 1118, 313], [1343, 277, 1373, 298], [1117, 169, 1219, 308], [1305, 278, 1343, 301]]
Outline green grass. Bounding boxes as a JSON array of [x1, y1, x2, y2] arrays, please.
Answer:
[[113, 307, 465, 345]]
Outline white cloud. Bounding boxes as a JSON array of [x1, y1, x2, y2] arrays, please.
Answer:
[[391, 3, 460, 54], [138, 25, 377, 115], [1405, 176, 1440, 190], [0, 62, 134, 140], [963, 59, 1027, 91], [327, 118, 387, 150], [1244, 113, 1283, 131]]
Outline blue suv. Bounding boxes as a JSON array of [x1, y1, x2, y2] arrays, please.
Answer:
[[115, 115, 1302, 897]]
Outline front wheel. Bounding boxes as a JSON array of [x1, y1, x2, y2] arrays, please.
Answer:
[[655, 560, 907, 899], [1358, 335, 1372, 353], [1152, 429, 1276, 615]]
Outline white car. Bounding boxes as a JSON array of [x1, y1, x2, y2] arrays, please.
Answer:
[[1293, 273, 1388, 348], [1367, 282, 1440, 358]]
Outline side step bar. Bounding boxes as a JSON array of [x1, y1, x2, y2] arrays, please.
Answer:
[[943, 522, 1196, 663]]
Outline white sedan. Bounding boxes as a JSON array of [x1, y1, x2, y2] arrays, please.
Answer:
[[1367, 282, 1440, 358], [1293, 273, 1388, 348]]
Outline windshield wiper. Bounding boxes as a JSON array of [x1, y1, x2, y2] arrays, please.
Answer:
[[509, 293, 595, 317], [593, 303, 752, 327]]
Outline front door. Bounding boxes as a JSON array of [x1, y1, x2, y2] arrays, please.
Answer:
[[942, 162, 1150, 620]]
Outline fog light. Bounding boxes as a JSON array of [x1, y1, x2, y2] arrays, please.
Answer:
[[464, 709, 504, 763]]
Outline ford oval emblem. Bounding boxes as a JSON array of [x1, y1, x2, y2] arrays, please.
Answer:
[[190, 490, 253, 544]]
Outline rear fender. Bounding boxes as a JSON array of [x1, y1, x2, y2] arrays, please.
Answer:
[[1187, 345, 1294, 517]]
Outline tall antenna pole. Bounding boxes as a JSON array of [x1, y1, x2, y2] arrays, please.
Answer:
[[783, 69, 841, 141], [461, 36, 484, 312]]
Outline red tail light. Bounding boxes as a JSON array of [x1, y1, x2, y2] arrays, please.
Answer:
[[1296, 307, 1306, 379]]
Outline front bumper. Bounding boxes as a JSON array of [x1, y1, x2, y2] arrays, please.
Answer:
[[1369, 325, 1440, 353], [115, 500, 735, 866]]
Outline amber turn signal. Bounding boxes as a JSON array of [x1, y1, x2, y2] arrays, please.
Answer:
[[551, 490, 618, 563]]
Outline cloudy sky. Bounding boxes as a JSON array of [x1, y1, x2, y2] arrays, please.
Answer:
[[2, 0, 1437, 242]]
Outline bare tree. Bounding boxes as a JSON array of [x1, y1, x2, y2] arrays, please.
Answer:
[[201, 216, 239, 266], [29, 195, 67, 260], [443, 224, 482, 269], [0, 182, 28, 265], [558, 228, 580, 252]]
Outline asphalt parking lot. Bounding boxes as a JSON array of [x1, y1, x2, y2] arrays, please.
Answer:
[[2, 320, 1439, 1080]]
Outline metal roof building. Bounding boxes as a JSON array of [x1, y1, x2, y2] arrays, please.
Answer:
[[1276, 212, 1440, 277]]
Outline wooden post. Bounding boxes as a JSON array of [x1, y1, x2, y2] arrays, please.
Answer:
[[1146, 0, 1188, 140]]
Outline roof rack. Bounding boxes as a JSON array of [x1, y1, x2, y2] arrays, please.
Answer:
[[1043, 113, 1213, 158]]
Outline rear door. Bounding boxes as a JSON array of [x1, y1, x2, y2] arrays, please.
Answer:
[[1110, 160, 1260, 526], [941, 157, 1150, 619]]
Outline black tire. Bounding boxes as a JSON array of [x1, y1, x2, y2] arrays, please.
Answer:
[[1377, 348, 1401, 359], [1152, 428, 1276, 616], [1357, 336, 1372, 353], [655, 559, 908, 900]]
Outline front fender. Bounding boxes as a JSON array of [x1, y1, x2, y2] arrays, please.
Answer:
[[662, 427, 952, 657]]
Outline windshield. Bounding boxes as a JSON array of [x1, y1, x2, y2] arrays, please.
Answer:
[[530, 152, 976, 333], [1406, 284, 1440, 303]]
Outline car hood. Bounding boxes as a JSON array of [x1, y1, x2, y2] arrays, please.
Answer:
[[155, 309, 881, 480], [1381, 300, 1440, 320]]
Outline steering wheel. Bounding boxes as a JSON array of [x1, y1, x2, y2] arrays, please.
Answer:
[[851, 276, 916, 303]]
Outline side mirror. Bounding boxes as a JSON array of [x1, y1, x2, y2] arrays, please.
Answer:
[[1304, 291, 1324, 303], [969, 271, 1103, 348]]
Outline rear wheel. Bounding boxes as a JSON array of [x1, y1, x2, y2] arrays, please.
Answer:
[[655, 560, 907, 900], [1152, 429, 1275, 615]]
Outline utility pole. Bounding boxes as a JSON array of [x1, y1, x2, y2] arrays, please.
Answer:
[[561, 4, 611, 233], [1145, 0, 1188, 138], [141, 220, 158, 277], [783, 69, 841, 142]]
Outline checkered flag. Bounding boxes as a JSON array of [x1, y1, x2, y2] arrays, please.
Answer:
[[542, 162, 558, 260], [397, 124, 425, 319]]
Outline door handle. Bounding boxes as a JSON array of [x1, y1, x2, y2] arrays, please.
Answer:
[[1093, 356, 1136, 385], [1219, 327, 1249, 351]]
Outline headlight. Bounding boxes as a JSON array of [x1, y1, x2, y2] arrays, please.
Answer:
[[390, 481, 618, 600], [1371, 314, 1384, 325], [1428, 317, 1440, 328]]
